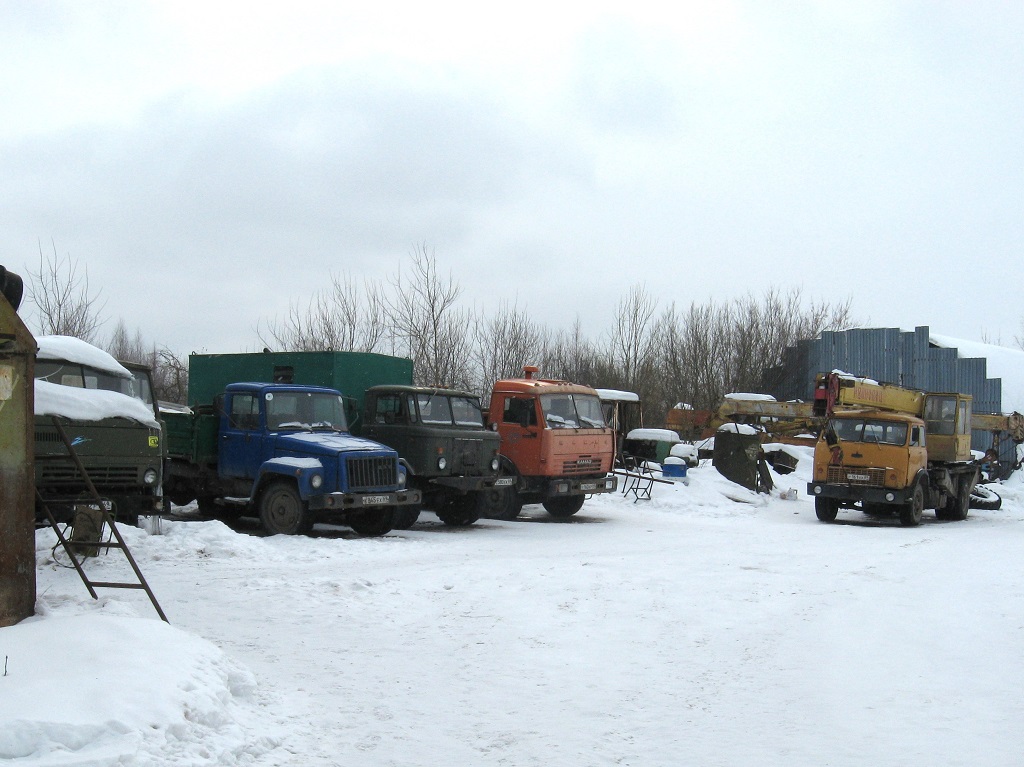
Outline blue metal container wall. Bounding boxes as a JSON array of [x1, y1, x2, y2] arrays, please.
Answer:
[[765, 325, 1011, 468]]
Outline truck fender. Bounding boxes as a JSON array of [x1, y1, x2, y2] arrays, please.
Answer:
[[399, 457, 415, 477], [256, 458, 325, 501], [497, 455, 521, 486]]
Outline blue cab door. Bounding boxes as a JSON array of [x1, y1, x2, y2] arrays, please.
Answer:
[[219, 392, 265, 480]]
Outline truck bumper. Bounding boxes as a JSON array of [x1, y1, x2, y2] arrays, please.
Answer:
[[429, 475, 514, 493], [806, 482, 911, 506], [308, 489, 422, 510], [545, 475, 618, 498]]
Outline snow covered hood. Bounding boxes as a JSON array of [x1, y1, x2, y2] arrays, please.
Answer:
[[273, 430, 396, 456], [34, 380, 161, 428]]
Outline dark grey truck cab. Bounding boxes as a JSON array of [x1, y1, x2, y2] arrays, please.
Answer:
[[362, 385, 511, 528]]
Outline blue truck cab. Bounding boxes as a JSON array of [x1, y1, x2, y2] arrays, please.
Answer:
[[163, 382, 421, 536]]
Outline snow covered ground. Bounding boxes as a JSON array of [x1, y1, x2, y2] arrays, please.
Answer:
[[4, 452, 1024, 766]]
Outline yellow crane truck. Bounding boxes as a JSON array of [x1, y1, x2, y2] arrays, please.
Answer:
[[806, 372, 1024, 526]]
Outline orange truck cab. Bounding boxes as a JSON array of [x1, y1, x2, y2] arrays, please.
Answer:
[[481, 367, 617, 520]]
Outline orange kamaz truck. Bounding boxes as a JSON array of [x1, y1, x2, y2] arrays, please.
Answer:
[[480, 367, 617, 520]]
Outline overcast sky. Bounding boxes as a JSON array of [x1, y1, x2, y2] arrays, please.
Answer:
[[2, 1, 1022, 356]]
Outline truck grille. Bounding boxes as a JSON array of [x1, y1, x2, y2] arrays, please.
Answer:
[[36, 464, 139, 487], [454, 439, 480, 469], [346, 456, 397, 491], [827, 466, 885, 486], [562, 457, 602, 475]]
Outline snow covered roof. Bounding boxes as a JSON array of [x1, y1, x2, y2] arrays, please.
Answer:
[[929, 334, 1024, 414], [36, 335, 132, 378], [626, 428, 680, 442], [724, 392, 777, 401], [595, 388, 640, 402]]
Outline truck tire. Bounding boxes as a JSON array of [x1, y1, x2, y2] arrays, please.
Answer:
[[478, 486, 522, 521], [436, 495, 479, 527], [938, 480, 970, 521], [899, 484, 924, 527], [259, 481, 312, 535], [543, 495, 585, 518], [970, 484, 1002, 511], [347, 508, 394, 537], [814, 497, 839, 522], [391, 506, 421, 530]]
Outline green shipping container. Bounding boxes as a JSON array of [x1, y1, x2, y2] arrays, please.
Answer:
[[187, 351, 414, 433]]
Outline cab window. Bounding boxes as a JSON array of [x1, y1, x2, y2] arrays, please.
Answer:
[[373, 393, 406, 425], [229, 393, 259, 430], [503, 397, 537, 427]]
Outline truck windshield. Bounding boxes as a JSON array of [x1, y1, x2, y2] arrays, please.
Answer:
[[451, 396, 485, 427], [416, 394, 454, 425], [35, 360, 143, 401], [414, 394, 484, 426], [832, 418, 908, 446], [540, 393, 607, 429], [266, 391, 348, 431]]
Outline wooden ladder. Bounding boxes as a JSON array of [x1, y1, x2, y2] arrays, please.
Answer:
[[38, 416, 168, 623]]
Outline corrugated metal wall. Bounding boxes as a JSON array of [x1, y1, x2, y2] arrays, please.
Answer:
[[764, 325, 1009, 468]]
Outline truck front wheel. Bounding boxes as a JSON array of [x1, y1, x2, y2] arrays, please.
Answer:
[[391, 506, 421, 530], [347, 508, 394, 537], [543, 495, 585, 518], [437, 495, 479, 527], [900, 485, 924, 527], [814, 497, 839, 522], [259, 481, 312, 535], [478, 486, 522, 521]]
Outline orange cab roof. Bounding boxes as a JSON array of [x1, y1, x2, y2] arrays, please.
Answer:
[[491, 367, 598, 397]]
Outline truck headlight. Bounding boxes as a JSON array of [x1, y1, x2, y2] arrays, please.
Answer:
[[143, 468, 158, 486], [398, 467, 407, 488], [311, 473, 323, 489], [556, 482, 569, 494], [437, 457, 447, 470], [490, 457, 499, 471]]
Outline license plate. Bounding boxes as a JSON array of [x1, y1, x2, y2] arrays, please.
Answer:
[[847, 473, 870, 482], [362, 494, 390, 505], [495, 477, 515, 486], [581, 483, 597, 491]]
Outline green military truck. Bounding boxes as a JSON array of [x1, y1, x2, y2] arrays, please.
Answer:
[[362, 385, 510, 528], [33, 335, 164, 524]]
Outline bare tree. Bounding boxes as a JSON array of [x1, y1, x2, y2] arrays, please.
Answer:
[[471, 300, 545, 400], [609, 285, 658, 394], [386, 244, 472, 389], [106, 318, 148, 363], [258, 272, 386, 353], [653, 288, 853, 420], [541, 317, 616, 388], [152, 348, 189, 404], [27, 242, 105, 342]]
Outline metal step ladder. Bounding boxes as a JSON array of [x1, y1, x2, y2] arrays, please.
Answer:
[[38, 416, 168, 623]]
